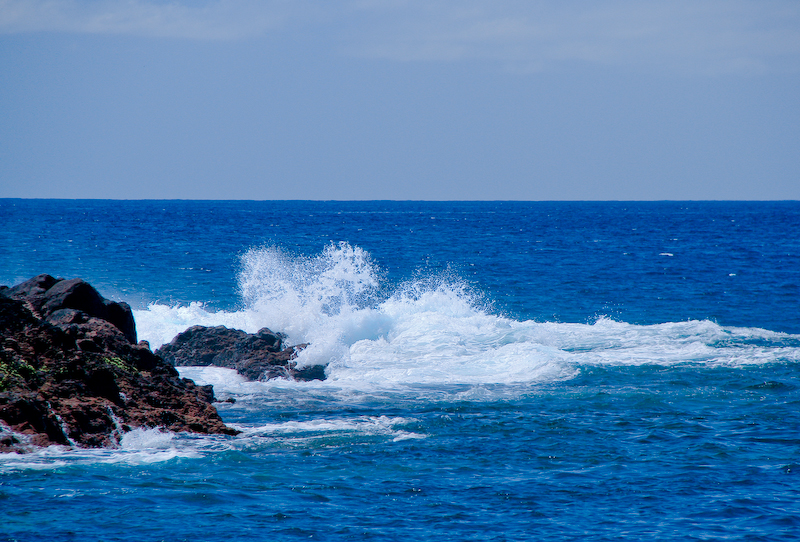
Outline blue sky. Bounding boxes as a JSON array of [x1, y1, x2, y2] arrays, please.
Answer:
[[1, 0, 799, 200]]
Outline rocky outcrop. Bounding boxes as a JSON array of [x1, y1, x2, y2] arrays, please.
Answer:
[[0, 275, 238, 453], [156, 325, 325, 382], [4, 274, 137, 344]]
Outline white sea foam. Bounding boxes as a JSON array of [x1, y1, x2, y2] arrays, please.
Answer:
[[231, 415, 424, 444], [118, 427, 176, 450], [133, 242, 800, 391], [0, 429, 203, 472], [178, 366, 273, 399]]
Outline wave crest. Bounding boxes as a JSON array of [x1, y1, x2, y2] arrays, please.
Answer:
[[133, 243, 800, 388]]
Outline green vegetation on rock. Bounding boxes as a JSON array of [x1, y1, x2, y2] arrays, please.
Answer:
[[105, 356, 137, 374]]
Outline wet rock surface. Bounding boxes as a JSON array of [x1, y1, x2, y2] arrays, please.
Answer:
[[156, 325, 325, 382], [0, 275, 238, 453]]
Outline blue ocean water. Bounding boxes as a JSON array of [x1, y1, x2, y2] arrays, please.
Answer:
[[1, 200, 800, 541]]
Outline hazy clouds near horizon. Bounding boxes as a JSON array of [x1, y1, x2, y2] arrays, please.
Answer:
[[1, 0, 799, 200]]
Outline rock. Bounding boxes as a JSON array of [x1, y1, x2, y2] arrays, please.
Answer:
[[156, 325, 325, 382], [0, 277, 239, 453], [5, 274, 136, 344], [294, 364, 327, 381], [3, 273, 59, 301], [195, 384, 216, 404]]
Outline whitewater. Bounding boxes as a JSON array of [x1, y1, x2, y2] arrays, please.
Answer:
[[3, 200, 800, 541], [136, 242, 800, 394]]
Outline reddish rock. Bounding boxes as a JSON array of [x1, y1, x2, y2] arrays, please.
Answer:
[[0, 277, 238, 453], [156, 325, 325, 381]]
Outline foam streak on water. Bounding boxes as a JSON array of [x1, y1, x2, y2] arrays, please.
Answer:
[[133, 243, 800, 391]]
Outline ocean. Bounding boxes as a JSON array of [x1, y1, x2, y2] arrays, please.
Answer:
[[1, 199, 799, 541]]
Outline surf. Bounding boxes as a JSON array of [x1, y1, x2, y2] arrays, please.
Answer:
[[133, 242, 800, 389]]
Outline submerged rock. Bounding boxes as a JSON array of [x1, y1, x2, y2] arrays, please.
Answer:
[[156, 325, 325, 382], [0, 275, 239, 453]]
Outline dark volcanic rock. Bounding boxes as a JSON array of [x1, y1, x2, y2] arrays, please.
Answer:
[[0, 277, 238, 453], [5, 274, 137, 343], [156, 325, 325, 382]]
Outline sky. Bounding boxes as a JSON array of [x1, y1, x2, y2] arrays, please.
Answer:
[[1, 0, 799, 200]]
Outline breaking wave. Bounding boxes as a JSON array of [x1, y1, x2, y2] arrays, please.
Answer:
[[133, 242, 800, 389]]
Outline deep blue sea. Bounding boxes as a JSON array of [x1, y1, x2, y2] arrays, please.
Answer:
[[2, 200, 800, 541]]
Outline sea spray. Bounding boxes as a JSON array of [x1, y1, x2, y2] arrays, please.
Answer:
[[134, 242, 800, 389], [239, 242, 381, 317], [237, 242, 387, 368]]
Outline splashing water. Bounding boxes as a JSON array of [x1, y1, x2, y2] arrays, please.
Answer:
[[236, 242, 386, 364], [133, 242, 800, 389], [239, 242, 381, 317]]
